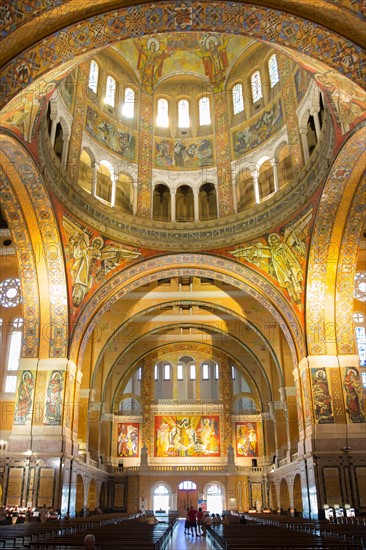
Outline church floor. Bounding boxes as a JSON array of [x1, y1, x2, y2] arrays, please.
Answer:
[[165, 519, 212, 549]]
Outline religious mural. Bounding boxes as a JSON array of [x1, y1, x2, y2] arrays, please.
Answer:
[[85, 106, 136, 160], [44, 370, 64, 425], [154, 137, 213, 169], [342, 368, 365, 423], [117, 423, 139, 457], [136, 37, 172, 93], [195, 34, 230, 92], [294, 67, 310, 103], [230, 209, 312, 305], [14, 371, 35, 425], [235, 422, 258, 457], [62, 214, 141, 308], [154, 415, 220, 457], [233, 101, 283, 157], [311, 368, 334, 424]]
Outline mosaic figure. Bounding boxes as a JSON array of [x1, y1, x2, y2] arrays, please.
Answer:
[[312, 369, 334, 424], [44, 370, 63, 425], [343, 368, 365, 423], [14, 371, 34, 424], [196, 34, 230, 92], [63, 216, 141, 307], [136, 37, 171, 93]]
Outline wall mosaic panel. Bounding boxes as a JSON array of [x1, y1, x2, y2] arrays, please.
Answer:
[[85, 106, 136, 161], [154, 136, 213, 169], [117, 423, 139, 457], [14, 370, 35, 425], [235, 422, 258, 457], [154, 415, 220, 457], [44, 370, 64, 426], [310, 368, 334, 424], [342, 367, 365, 424], [232, 100, 283, 158]]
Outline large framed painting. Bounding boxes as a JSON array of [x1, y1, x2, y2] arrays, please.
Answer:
[[117, 423, 139, 457], [154, 415, 220, 457], [235, 422, 258, 457]]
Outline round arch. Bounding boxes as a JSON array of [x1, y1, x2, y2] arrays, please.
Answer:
[[75, 474, 84, 516], [70, 256, 304, 366], [293, 474, 303, 516], [1, 1, 364, 116], [306, 126, 366, 356], [279, 478, 291, 514], [0, 136, 68, 358]]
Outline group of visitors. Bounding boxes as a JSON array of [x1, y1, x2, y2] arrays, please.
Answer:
[[184, 506, 228, 537]]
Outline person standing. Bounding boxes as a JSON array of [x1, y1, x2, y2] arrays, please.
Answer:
[[184, 508, 190, 534], [187, 505, 198, 536], [40, 504, 48, 523], [196, 507, 204, 536]]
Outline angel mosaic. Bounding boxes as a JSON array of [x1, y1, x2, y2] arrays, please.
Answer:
[[63, 216, 141, 307], [230, 210, 312, 304]]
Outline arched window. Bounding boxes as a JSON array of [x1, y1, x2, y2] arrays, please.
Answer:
[[232, 83, 244, 114], [105, 75, 116, 107], [88, 60, 99, 93], [122, 87, 135, 118], [5, 317, 23, 392], [353, 311, 366, 367], [178, 99, 190, 128], [199, 96, 211, 126], [251, 71, 263, 103], [157, 98, 169, 127], [268, 54, 279, 88]]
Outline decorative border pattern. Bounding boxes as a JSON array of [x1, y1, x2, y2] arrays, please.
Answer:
[[1, 1, 365, 110]]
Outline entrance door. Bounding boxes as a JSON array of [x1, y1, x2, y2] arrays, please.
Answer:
[[178, 481, 198, 517]]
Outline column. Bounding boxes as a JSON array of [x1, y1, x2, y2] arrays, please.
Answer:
[[311, 109, 321, 141], [61, 132, 70, 168], [300, 128, 310, 163], [136, 90, 154, 217], [270, 158, 279, 192], [220, 359, 233, 456], [278, 54, 305, 172], [50, 116, 59, 148], [141, 358, 152, 457], [193, 189, 200, 221], [251, 169, 260, 204], [232, 178, 238, 214], [67, 62, 89, 183], [110, 173, 117, 207], [92, 162, 99, 197], [132, 182, 138, 215], [213, 92, 234, 216], [170, 188, 176, 221]]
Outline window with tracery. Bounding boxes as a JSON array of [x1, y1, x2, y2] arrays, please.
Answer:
[[122, 87, 135, 118], [178, 99, 190, 128], [4, 317, 23, 392], [354, 271, 366, 302], [268, 54, 279, 88], [157, 98, 169, 127], [232, 83, 244, 114], [105, 75, 116, 107], [199, 96, 211, 125], [88, 60, 99, 93], [251, 71, 263, 103]]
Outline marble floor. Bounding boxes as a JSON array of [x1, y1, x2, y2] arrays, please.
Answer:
[[165, 519, 212, 549]]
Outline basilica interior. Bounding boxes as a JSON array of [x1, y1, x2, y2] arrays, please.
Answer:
[[0, 0, 365, 521]]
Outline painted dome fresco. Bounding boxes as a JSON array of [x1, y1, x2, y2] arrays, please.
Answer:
[[33, 31, 335, 251]]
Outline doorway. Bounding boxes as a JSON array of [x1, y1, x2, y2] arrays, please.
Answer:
[[178, 481, 197, 517], [206, 483, 223, 514], [153, 484, 170, 513]]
